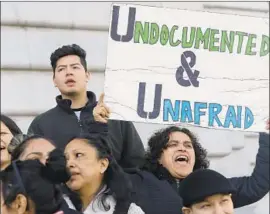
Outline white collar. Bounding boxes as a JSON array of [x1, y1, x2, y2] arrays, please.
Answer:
[[63, 186, 145, 214], [63, 186, 116, 214]]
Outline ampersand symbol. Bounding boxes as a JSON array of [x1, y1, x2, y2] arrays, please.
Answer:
[[175, 51, 200, 87]]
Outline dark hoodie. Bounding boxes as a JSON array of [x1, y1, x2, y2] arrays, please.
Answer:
[[28, 91, 145, 168]]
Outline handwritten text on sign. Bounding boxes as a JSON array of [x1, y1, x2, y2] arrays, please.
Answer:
[[104, 4, 269, 132]]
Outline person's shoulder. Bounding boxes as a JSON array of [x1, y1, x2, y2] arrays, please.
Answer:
[[29, 107, 60, 129], [33, 107, 59, 122], [125, 169, 160, 185], [109, 119, 133, 125], [129, 169, 177, 193], [134, 169, 158, 180], [108, 120, 138, 133]]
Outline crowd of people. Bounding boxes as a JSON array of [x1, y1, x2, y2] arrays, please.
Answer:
[[1, 44, 269, 214]]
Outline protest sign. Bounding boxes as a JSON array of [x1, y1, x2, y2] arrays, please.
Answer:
[[104, 4, 269, 132]]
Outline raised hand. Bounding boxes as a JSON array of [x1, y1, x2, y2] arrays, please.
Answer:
[[93, 93, 111, 123]]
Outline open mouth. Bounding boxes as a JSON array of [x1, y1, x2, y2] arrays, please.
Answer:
[[174, 155, 189, 163], [0, 145, 6, 151], [65, 79, 76, 85], [70, 171, 80, 177]]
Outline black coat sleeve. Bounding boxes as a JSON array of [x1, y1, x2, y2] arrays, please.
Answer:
[[228, 132, 269, 208], [80, 119, 109, 135], [118, 121, 146, 169], [87, 118, 145, 169]]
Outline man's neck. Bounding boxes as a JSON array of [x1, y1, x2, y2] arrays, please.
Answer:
[[62, 92, 88, 109]]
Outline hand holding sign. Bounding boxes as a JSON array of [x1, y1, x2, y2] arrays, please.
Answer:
[[93, 93, 110, 123]]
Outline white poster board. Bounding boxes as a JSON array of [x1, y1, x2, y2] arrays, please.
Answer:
[[104, 4, 269, 132]]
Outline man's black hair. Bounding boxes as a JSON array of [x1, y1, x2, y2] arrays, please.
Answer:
[[50, 44, 87, 75]]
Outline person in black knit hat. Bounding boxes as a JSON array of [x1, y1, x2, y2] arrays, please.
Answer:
[[179, 169, 236, 214]]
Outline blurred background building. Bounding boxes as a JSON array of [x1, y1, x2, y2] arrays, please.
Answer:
[[1, 2, 269, 213]]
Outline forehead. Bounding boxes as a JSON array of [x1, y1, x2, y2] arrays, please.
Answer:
[[0, 122, 10, 132], [56, 55, 81, 67], [25, 138, 55, 152], [202, 194, 230, 203], [169, 131, 191, 142], [65, 139, 96, 153]]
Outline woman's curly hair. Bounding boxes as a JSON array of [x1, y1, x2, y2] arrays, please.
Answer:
[[144, 126, 209, 175]]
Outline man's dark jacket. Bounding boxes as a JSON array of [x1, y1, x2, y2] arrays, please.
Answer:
[[144, 132, 269, 210], [128, 169, 182, 214], [27, 91, 145, 168]]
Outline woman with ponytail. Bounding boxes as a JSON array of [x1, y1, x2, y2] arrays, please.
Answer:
[[62, 120, 183, 214], [64, 134, 145, 214], [0, 149, 81, 214]]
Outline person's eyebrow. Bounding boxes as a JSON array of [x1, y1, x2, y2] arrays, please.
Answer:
[[70, 63, 81, 66], [64, 148, 83, 155], [1, 131, 10, 134], [25, 152, 43, 158], [168, 140, 179, 144], [56, 64, 67, 69], [56, 63, 81, 70], [168, 140, 192, 144]]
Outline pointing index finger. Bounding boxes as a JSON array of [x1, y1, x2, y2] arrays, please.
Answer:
[[98, 93, 105, 105]]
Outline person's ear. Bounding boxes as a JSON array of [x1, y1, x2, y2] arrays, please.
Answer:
[[11, 194, 28, 214], [86, 71, 91, 82], [182, 206, 192, 214], [53, 76, 58, 87], [99, 158, 109, 174]]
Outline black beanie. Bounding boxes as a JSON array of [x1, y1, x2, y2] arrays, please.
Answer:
[[179, 169, 236, 207]]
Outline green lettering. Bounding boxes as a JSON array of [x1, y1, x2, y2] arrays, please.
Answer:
[[160, 24, 169, 46], [220, 31, 235, 53], [134, 21, 149, 44], [169, 25, 180, 47], [260, 35, 269, 57], [245, 34, 257, 55], [182, 27, 196, 48], [149, 23, 159, 45], [209, 29, 220, 52], [194, 27, 210, 49], [236, 31, 248, 54]]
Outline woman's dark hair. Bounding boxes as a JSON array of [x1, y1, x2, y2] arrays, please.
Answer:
[[0, 114, 22, 136], [9, 134, 56, 161], [66, 134, 133, 213], [144, 126, 209, 176], [0, 149, 70, 214]]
